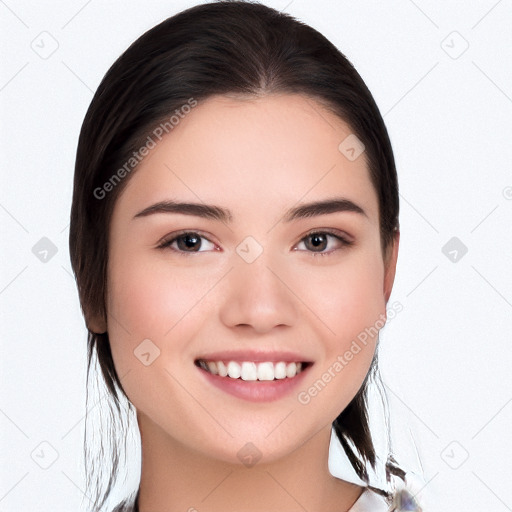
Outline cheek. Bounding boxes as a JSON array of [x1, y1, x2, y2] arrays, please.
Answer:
[[105, 254, 208, 374], [108, 251, 211, 330], [294, 251, 385, 414], [104, 256, 210, 420], [297, 250, 385, 345]]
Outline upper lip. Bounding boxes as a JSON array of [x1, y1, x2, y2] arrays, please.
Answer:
[[195, 350, 313, 363]]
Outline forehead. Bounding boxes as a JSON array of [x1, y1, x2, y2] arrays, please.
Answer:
[[116, 93, 379, 225]]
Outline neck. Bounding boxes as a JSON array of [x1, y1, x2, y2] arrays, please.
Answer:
[[136, 412, 364, 512]]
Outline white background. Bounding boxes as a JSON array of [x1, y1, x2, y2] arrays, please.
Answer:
[[1, 1, 511, 511]]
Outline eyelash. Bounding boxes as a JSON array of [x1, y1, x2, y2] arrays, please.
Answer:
[[157, 229, 353, 257]]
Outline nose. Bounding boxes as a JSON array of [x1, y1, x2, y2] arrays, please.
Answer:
[[218, 252, 298, 335]]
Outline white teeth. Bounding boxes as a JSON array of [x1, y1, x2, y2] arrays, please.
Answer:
[[198, 360, 305, 380], [227, 361, 241, 379], [217, 361, 228, 377], [286, 362, 297, 378], [240, 362, 257, 381], [274, 361, 287, 379], [257, 362, 274, 381]]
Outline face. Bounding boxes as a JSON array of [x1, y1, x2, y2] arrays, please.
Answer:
[[100, 93, 398, 465]]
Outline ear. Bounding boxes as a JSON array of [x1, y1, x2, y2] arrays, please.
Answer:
[[383, 230, 400, 304]]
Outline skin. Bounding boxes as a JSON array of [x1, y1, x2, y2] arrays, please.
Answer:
[[91, 93, 399, 512]]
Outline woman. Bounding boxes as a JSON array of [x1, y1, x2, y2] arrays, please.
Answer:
[[69, 1, 422, 510]]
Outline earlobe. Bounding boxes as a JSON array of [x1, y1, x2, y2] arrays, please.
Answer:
[[87, 312, 108, 334], [383, 230, 400, 304]]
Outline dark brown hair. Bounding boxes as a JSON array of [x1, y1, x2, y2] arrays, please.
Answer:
[[69, 1, 400, 509]]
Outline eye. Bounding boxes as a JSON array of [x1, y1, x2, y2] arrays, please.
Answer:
[[157, 231, 218, 254], [294, 230, 353, 256]]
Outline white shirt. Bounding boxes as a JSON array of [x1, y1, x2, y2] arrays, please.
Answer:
[[348, 488, 390, 511]]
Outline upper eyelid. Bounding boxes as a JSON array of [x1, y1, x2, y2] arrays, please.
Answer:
[[294, 228, 354, 248], [157, 230, 216, 249], [294, 230, 352, 250], [300, 228, 352, 240]]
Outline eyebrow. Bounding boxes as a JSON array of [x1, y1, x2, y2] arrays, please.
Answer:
[[133, 197, 368, 222]]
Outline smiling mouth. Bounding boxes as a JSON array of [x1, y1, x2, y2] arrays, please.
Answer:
[[195, 359, 310, 381]]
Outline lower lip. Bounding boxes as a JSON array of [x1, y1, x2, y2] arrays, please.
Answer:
[[197, 364, 312, 402]]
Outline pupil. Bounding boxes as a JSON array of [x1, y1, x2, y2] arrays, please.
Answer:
[[179, 233, 200, 251], [309, 234, 326, 251]]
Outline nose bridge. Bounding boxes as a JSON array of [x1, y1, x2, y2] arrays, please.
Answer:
[[218, 243, 297, 332]]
